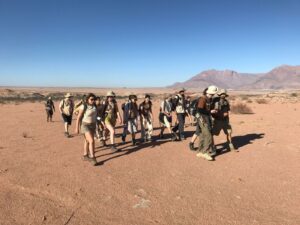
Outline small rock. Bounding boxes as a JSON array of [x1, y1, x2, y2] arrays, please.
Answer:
[[136, 189, 147, 198], [235, 195, 241, 200], [42, 215, 47, 221], [133, 198, 151, 209]]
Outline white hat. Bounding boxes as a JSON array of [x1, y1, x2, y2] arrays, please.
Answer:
[[206, 85, 218, 95], [106, 91, 116, 97], [65, 93, 73, 98]]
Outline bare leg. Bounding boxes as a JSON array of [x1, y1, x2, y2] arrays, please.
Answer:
[[85, 131, 95, 158], [105, 122, 115, 145]]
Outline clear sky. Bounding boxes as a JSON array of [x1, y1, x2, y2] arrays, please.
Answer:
[[0, 0, 299, 87]]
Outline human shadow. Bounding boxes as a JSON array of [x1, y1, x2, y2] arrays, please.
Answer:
[[95, 137, 171, 166], [214, 133, 265, 157]]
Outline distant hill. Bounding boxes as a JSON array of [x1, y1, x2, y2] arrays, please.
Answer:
[[169, 65, 300, 90]]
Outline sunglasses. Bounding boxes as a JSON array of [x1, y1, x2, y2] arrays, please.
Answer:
[[89, 98, 95, 101]]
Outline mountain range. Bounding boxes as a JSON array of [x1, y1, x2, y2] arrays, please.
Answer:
[[169, 65, 300, 90]]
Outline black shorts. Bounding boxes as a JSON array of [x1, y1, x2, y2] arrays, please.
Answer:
[[62, 113, 72, 125], [46, 109, 53, 116]]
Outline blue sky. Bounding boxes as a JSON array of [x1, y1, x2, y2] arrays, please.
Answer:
[[0, 0, 299, 87]]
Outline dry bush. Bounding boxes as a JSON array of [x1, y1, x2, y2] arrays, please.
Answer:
[[231, 103, 253, 114], [246, 99, 253, 103], [255, 98, 268, 104], [290, 93, 298, 97]]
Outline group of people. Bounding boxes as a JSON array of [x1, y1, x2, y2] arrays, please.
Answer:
[[44, 86, 236, 166]]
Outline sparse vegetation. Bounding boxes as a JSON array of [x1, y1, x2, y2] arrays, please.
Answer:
[[231, 103, 253, 114], [255, 99, 268, 104], [290, 93, 298, 97]]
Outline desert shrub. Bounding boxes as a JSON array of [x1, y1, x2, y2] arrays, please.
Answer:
[[231, 103, 253, 114], [255, 99, 268, 104], [290, 93, 298, 97], [246, 99, 253, 103], [240, 95, 249, 101]]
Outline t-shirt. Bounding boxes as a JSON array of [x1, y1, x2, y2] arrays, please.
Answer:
[[197, 96, 212, 115], [125, 102, 139, 120], [79, 104, 97, 124], [212, 98, 230, 120], [59, 99, 74, 116], [139, 101, 152, 117]]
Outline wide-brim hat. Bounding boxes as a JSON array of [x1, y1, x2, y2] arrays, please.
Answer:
[[206, 85, 218, 95], [218, 89, 228, 96], [65, 93, 73, 98], [106, 91, 116, 97]]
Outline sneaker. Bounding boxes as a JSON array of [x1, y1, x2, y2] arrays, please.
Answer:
[[203, 153, 213, 161], [147, 137, 152, 142], [189, 142, 196, 151], [196, 152, 205, 158]]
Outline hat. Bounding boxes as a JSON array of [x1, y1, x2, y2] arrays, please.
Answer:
[[129, 94, 137, 100], [106, 91, 116, 97], [65, 93, 73, 98], [206, 85, 218, 95], [179, 88, 186, 93], [48, 96, 52, 100], [218, 89, 228, 96]]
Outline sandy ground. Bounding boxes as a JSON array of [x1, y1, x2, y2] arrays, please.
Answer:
[[0, 99, 299, 225]]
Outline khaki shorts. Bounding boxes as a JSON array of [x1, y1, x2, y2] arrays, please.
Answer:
[[81, 122, 96, 134], [212, 119, 232, 136]]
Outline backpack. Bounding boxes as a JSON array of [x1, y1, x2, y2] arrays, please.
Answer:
[[190, 97, 200, 116], [171, 95, 180, 111]]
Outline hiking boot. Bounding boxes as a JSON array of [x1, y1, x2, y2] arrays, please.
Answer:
[[64, 132, 70, 138], [82, 155, 89, 161], [180, 135, 185, 140], [197, 152, 213, 161], [189, 142, 196, 151], [89, 157, 97, 166]]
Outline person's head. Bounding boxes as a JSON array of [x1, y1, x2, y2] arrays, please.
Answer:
[[145, 94, 151, 103], [86, 93, 96, 105], [218, 89, 228, 99], [95, 97, 101, 106], [129, 95, 137, 103], [65, 93, 73, 100], [106, 91, 116, 102], [179, 88, 186, 96], [206, 85, 218, 99]]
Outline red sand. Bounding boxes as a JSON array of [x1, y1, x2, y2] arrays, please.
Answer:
[[0, 100, 299, 225]]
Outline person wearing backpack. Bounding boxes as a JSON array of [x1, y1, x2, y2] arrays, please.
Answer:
[[102, 91, 122, 151], [95, 96, 106, 146], [74, 94, 86, 116], [195, 85, 218, 161], [75, 93, 98, 166], [45, 96, 55, 122], [59, 93, 74, 138], [139, 94, 153, 142], [159, 95, 177, 141], [211, 89, 236, 152], [172, 88, 188, 141], [123, 95, 139, 146], [121, 99, 130, 144]]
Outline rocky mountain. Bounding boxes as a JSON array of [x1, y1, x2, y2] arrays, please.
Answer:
[[169, 65, 300, 90]]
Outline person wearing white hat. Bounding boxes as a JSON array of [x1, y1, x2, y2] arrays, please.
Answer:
[[45, 96, 55, 122], [194, 85, 218, 161], [59, 93, 74, 137], [211, 89, 236, 151]]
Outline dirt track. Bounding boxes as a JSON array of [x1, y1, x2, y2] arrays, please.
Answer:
[[0, 100, 299, 225]]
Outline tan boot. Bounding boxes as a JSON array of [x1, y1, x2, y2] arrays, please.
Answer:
[[203, 153, 213, 161]]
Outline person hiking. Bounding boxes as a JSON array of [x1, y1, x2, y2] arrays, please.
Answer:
[[59, 93, 74, 138], [159, 95, 177, 141], [95, 96, 106, 146], [102, 91, 122, 151], [123, 95, 139, 146], [211, 89, 236, 152], [189, 88, 208, 151], [172, 88, 188, 141], [185, 96, 193, 126], [139, 94, 153, 142], [75, 93, 98, 166], [121, 99, 130, 144], [195, 85, 218, 161], [45, 96, 55, 122]]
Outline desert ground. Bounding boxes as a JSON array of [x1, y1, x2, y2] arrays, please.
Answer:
[[0, 88, 299, 225]]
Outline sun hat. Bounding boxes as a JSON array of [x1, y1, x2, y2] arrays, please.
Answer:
[[218, 89, 228, 96], [106, 91, 116, 97], [206, 85, 218, 95], [65, 93, 73, 98]]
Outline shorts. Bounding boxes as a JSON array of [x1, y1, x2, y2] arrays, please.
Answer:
[[212, 119, 232, 136], [46, 109, 53, 116], [62, 113, 72, 125], [81, 122, 96, 134], [105, 114, 117, 127], [127, 119, 138, 134], [159, 113, 172, 128]]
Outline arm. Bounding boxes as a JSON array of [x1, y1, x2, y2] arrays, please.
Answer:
[[75, 108, 84, 134], [116, 105, 123, 125], [59, 101, 63, 114]]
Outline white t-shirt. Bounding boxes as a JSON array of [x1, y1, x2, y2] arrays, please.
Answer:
[[79, 104, 97, 124]]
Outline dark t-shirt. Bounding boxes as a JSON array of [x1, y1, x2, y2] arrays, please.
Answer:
[[212, 97, 230, 120]]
